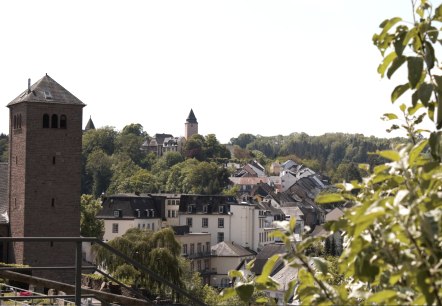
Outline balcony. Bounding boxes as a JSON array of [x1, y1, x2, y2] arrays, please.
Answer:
[[199, 267, 217, 275], [187, 251, 212, 259]]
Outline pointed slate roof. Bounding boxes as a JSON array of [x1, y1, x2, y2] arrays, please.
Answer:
[[8, 74, 85, 107], [84, 116, 96, 131], [186, 109, 197, 123]]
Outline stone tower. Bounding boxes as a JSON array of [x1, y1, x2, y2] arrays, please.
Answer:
[[7, 75, 85, 283], [184, 109, 198, 139]]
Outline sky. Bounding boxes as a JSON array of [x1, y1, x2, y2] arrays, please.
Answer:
[[0, 0, 431, 144]]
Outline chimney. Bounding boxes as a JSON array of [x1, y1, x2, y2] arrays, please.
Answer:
[[28, 78, 31, 93]]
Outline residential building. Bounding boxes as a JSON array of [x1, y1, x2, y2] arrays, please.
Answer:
[[210, 241, 255, 288], [96, 193, 165, 240], [178, 195, 280, 251], [158, 193, 181, 226], [173, 226, 214, 285]]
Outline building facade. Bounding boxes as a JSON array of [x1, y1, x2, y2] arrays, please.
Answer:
[[7, 75, 84, 283]]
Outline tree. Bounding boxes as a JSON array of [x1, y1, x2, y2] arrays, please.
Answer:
[[80, 194, 104, 238], [85, 149, 113, 197], [225, 2, 442, 305], [0, 134, 8, 162], [93, 227, 183, 299]]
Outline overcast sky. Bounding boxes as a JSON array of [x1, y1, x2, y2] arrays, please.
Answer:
[[0, 0, 426, 143]]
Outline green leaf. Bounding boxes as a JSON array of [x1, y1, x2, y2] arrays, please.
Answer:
[[377, 150, 400, 161], [220, 287, 236, 300], [378, 51, 397, 77], [315, 193, 345, 204], [289, 216, 296, 233], [366, 290, 397, 303], [408, 102, 424, 115], [391, 83, 410, 102], [407, 57, 424, 89], [255, 297, 269, 304], [313, 257, 328, 274], [424, 41, 435, 69], [246, 258, 255, 271], [412, 82, 433, 107], [235, 282, 254, 302], [256, 254, 280, 282], [228, 270, 243, 279], [284, 279, 296, 304], [387, 55, 406, 79], [403, 27, 417, 47], [408, 140, 428, 167], [434, 4, 442, 22], [382, 113, 399, 120]]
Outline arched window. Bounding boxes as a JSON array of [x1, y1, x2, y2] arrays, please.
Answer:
[[51, 114, 58, 128], [43, 114, 50, 128], [13, 115, 17, 129], [18, 114, 22, 129], [60, 115, 67, 129]]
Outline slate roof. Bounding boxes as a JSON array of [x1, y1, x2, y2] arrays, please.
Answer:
[[186, 109, 197, 123], [325, 207, 344, 222], [310, 225, 328, 237], [84, 116, 95, 131], [251, 243, 286, 275], [96, 193, 163, 220], [0, 163, 8, 224], [211, 241, 255, 257], [229, 177, 270, 186], [178, 194, 238, 213], [8, 74, 85, 107], [270, 264, 299, 291]]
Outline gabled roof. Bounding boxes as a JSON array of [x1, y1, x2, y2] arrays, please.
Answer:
[[251, 243, 286, 275], [8, 74, 85, 107], [186, 109, 197, 123], [325, 207, 344, 221], [0, 163, 9, 224], [211, 241, 255, 257]]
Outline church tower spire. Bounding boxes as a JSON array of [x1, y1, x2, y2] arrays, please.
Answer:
[[185, 109, 198, 139]]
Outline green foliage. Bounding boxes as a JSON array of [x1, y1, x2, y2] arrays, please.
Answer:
[[80, 194, 104, 238], [226, 2, 442, 305], [93, 227, 183, 298]]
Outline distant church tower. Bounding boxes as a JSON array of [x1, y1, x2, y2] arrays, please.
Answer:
[[7, 75, 85, 283], [184, 109, 198, 139]]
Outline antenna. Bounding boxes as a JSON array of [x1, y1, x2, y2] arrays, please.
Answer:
[[28, 78, 31, 93]]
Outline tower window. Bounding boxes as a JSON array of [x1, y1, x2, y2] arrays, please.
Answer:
[[13, 115, 17, 129], [43, 114, 50, 128], [60, 115, 67, 129], [51, 114, 58, 128], [51, 198, 55, 207], [53, 156, 56, 165]]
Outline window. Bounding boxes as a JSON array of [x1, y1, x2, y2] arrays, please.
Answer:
[[190, 261, 194, 272], [190, 243, 195, 255], [112, 223, 119, 233], [204, 259, 209, 270], [219, 205, 224, 213], [206, 242, 210, 253], [202, 218, 208, 228], [51, 198, 55, 207], [218, 218, 224, 228], [187, 217, 193, 227], [172, 210, 176, 218], [113, 210, 120, 217], [217, 232, 224, 243], [197, 242, 202, 254], [172, 200, 176, 205], [168, 210, 171, 218], [13, 115, 17, 129], [43, 114, 50, 128], [183, 244, 188, 255], [151, 209, 155, 217], [203, 205, 208, 213], [136, 209, 141, 218], [51, 114, 58, 128], [197, 260, 202, 271], [176, 200, 180, 205], [188, 205, 193, 213], [60, 115, 67, 129]]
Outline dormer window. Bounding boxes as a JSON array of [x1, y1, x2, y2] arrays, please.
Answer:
[[219, 205, 224, 213], [188, 205, 193, 213], [145, 209, 150, 217], [151, 209, 155, 218], [44, 90, 53, 100], [113, 210, 121, 218], [136, 209, 141, 218], [203, 205, 208, 213]]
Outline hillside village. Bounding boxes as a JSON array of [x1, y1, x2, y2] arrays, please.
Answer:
[[0, 75, 344, 304]]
